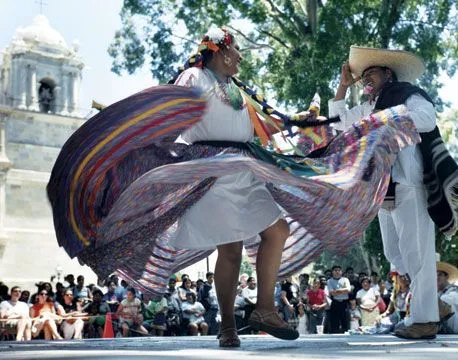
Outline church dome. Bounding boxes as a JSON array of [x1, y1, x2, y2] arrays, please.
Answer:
[[14, 15, 68, 51]]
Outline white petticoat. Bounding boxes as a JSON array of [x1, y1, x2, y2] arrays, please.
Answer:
[[170, 170, 282, 250]]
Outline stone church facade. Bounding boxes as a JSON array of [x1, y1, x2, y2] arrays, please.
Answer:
[[0, 15, 221, 291], [0, 15, 97, 290]]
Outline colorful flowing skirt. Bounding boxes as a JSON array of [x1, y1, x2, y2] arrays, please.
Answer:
[[47, 85, 420, 295]]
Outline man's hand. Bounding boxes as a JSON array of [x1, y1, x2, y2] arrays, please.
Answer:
[[293, 111, 328, 122], [340, 61, 360, 88]]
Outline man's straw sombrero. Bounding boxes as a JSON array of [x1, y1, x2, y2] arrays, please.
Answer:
[[437, 261, 458, 284], [349, 45, 426, 83]]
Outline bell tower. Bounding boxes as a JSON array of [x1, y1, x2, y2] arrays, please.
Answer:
[[0, 15, 84, 116], [0, 15, 96, 289]]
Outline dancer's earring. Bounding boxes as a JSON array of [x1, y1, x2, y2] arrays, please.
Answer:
[[224, 55, 232, 67]]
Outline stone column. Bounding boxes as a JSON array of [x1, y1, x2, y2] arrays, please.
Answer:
[[0, 113, 12, 242], [0, 170, 7, 232], [17, 60, 27, 110], [60, 72, 68, 115], [28, 65, 39, 111], [11, 58, 20, 107], [68, 72, 76, 114], [71, 73, 80, 116], [0, 69, 4, 105], [53, 86, 61, 113]]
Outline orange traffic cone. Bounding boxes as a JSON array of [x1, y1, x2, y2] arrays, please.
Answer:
[[103, 312, 115, 338]]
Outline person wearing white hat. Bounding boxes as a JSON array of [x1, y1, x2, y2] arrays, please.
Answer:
[[437, 261, 458, 334], [328, 45, 439, 339]]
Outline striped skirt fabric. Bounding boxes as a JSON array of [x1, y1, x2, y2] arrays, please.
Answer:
[[47, 85, 420, 295]]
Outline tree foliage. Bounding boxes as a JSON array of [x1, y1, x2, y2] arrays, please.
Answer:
[[312, 243, 371, 276], [110, 0, 458, 272], [438, 109, 458, 159], [109, 0, 458, 113], [239, 254, 254, 276]]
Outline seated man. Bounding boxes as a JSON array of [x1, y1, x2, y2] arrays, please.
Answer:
[[86, 289, 111, 338], [0, 286, 31, 341], [437, 262, 458, 334], [142, 294, 168, 336]]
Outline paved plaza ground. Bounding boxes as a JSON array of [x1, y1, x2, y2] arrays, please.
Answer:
[[1, 334, 458, 359]]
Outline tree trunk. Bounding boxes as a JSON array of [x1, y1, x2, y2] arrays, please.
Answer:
[[379, 0, 406, 48], [359, 233, 372, 274], [306, 0, 318, 35]]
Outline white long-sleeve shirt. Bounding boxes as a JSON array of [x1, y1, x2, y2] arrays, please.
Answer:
[[328, 94, 436, 186], [439, 285, 458, 333]]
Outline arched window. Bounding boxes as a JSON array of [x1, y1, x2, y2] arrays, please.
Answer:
[[38, 78, 55, 113]]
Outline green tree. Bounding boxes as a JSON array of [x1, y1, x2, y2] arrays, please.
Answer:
[[109, 0, 458, 113], [239, 254, 253, 276], [312, 241, 380, 276], [436, 109, 458, 263], [438, 109, 458, 160]]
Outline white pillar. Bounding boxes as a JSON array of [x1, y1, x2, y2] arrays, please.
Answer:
[[0, 114, 12, 239], [71, 73, 80, 116], [0, 170, 7, 231], [0, 69, 4, 105], [60, 72, 68, 115], [17, 61, 27, 110], [69, 72, 76, 114], [11, 59, 20, 107], [53, 86, 61, 113], [28, 65, 39, 111]]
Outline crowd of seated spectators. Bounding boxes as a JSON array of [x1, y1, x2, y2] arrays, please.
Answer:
[[0, 267, 420, 341]]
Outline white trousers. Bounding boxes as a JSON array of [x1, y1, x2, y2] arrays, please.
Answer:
[[378, 184, 439, 324], [61, 319, 84, 340]]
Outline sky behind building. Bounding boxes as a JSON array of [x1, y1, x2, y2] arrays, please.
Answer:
[[1, 0, 456, 115]]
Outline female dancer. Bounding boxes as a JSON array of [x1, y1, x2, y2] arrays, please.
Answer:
[[169, 26, 298, 346]]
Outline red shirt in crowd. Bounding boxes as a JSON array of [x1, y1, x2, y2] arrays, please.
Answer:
[[306, 288, 326, 306]]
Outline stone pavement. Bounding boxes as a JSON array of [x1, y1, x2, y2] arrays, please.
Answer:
[[1, 334, 458, 359]]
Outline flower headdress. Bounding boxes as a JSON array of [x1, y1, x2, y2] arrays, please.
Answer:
[[198, 26, 232, 53]]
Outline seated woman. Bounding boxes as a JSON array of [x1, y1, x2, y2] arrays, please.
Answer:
[[178, 278, 195, 302], [117, 287, 148, 337], [30, 290, 62, 340], [356, 276, 380, 326], [182, 292, 208, 336], [56, 289, 87, 339]]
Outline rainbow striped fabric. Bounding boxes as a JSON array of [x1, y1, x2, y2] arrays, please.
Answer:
[[47, 85, 206, 257], [47, 85, 420, 296]]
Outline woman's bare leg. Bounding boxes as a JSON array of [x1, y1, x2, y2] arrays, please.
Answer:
[[188, 323, 198, 335], [136, 324, 149, 335], [46, 320, 63, 340], [248, 218, 298, 340], [199, 322, 209, 335], [257, 218, 289, 311], [215, 241, 243, 331], [43, 324, 52, 340]]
